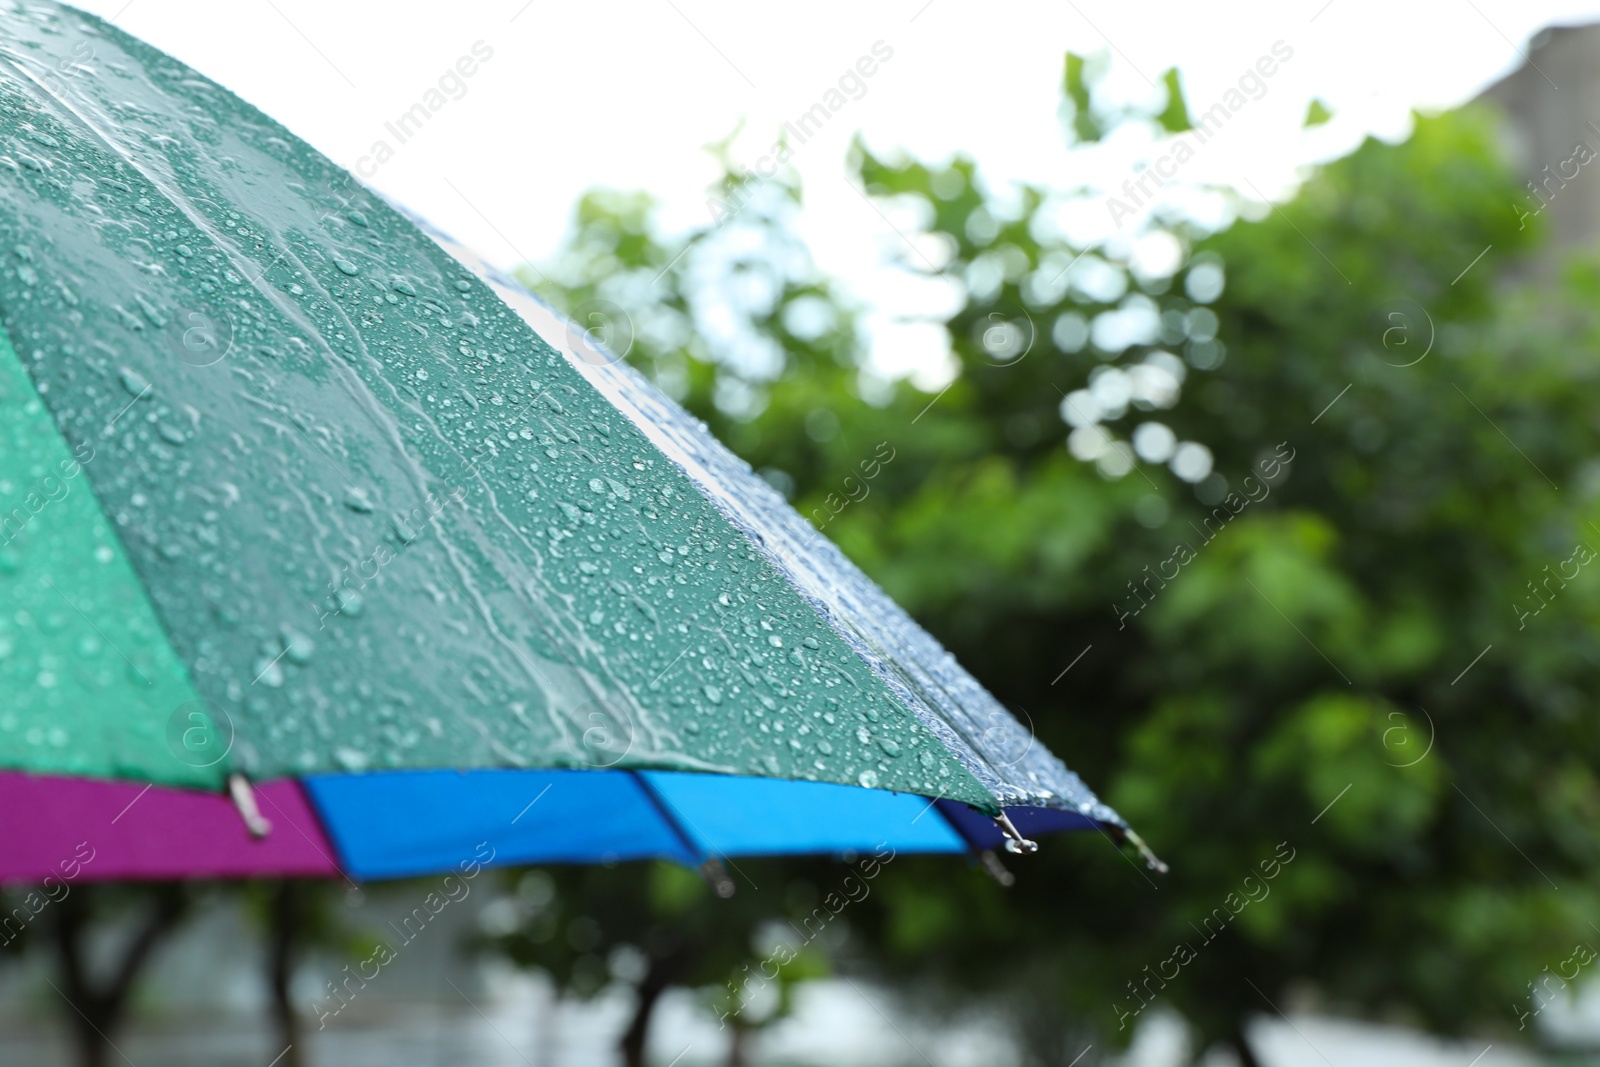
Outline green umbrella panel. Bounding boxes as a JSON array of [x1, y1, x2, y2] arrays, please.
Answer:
[[0, 0, 1129, 839]]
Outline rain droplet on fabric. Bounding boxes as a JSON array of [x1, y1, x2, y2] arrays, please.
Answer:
[[118, 367, 150, 396]]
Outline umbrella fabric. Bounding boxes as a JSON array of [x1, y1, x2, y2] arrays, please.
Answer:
[[303, 770, 966, 881], [0, 0, 1135, 881], [0, 773, 339, 883], [0, 322, 212, 787], [434, 230, 1125, 829], [0, 769, 968, 884]]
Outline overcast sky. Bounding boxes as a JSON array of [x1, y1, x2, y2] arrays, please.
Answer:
[[63, 0, 1600, 380]]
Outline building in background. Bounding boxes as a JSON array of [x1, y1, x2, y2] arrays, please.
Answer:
[[1480, 24, 1600, 257]]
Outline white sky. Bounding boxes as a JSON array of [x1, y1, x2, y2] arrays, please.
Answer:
[[63, 0, 1600, 381]]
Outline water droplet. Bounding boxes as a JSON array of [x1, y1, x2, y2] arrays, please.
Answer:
[[281, 627, 315, 665], [118, 367, 150, 396], [333, 257, 359, 276], [334, 588, 364, 617], [254, 658, 285, 687]]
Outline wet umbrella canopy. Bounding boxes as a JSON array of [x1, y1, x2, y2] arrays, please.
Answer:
[[0, 0, 1144, 879]]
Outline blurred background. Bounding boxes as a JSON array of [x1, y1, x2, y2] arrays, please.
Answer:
[[10, 0, 1600, 1064]]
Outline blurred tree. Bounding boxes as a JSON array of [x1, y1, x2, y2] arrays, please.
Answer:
[[239, 879, 362, 1067], [477, 859, 838, 1067], [47, 882, 191, 1067], [510, 53, 1600, 1067], [0, 878, 366, 1067]]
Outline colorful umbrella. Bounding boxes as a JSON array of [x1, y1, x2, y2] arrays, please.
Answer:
[[0, 0, 1155, 886]]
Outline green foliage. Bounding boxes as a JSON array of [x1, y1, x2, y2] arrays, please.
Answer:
[[1061, 53, 1192, 143], [1063, 54, 1101, 143], [497, 51, 1600, 1066], [1158, 69, 1195, 134]]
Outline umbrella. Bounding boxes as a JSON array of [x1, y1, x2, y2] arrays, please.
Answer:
[[0, 0, 1156, 886]]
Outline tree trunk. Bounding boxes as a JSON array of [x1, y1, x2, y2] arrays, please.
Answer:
[[725, 1021, 750, 1067], [1230, 1017, 1263, 1067], [268, 881, 305, 1067], [52, 884, 186, 1067], [618, 947, 688, 1067], [1014, 1001, 1095, 1067], [619, 974, 668, 1067]]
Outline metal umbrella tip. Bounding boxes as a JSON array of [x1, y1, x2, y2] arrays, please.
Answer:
[[700, 857, 736, 898], [227, 774, 274, 839], [1124, 829, 1168, 874], [994, 812, 1039, 855], [979, 850, 1017, 886]]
